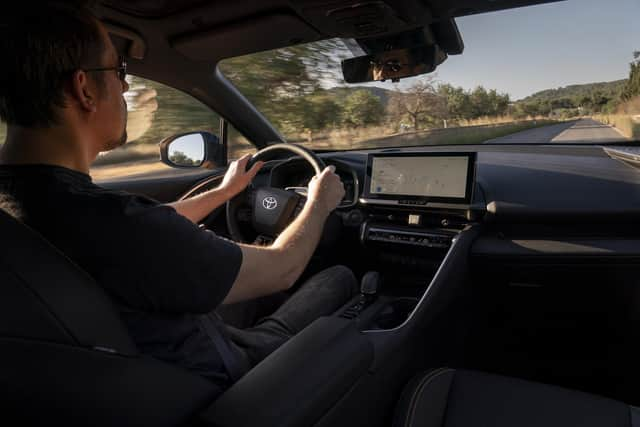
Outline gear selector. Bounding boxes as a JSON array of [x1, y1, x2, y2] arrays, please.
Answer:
[[340, 271, 381, 319], [360, 271, 380, 298]]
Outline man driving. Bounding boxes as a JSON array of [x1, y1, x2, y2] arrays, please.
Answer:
[[0, 1, 357, 396]]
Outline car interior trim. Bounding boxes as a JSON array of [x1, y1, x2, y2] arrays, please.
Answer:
[[359, 197, 472, 211], [363, 224, 477, 334]]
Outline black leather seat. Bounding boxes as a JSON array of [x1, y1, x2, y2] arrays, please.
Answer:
[[0, 208, 217, 426], [0, 206, 375, 427], [394, 368, 639, 427]]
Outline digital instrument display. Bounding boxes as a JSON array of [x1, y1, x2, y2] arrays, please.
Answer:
[[364, 153, 475, 204]]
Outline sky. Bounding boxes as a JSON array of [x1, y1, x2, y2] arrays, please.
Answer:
[[372, 0, 640, 100]]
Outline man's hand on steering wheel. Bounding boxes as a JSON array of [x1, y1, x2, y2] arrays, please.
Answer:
[[219, 154, 264, 198], [307, 166, 346, 217], [226, 143, 345, 243]]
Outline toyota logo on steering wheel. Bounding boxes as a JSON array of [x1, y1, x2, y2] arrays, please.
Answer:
[[262, 196, 278, 210]]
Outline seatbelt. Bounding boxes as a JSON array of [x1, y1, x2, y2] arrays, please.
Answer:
[[199, 314, 247, 382]]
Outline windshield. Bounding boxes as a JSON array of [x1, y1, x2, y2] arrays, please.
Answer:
[[220, 0, 640, 150]]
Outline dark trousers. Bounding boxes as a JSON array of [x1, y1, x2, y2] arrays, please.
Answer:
[[224, 265, 358, 368]]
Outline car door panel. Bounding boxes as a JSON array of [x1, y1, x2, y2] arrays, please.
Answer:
[[98, 169, 223, 203]]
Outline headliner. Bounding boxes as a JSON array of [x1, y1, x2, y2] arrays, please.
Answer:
[[103, 0, 562, 21]]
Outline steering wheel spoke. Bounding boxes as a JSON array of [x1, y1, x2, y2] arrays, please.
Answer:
[[253, 234, 274, 246], [292, 195, 307, 218], [237, 207, 252, 223], [284, 186, 309, 197]]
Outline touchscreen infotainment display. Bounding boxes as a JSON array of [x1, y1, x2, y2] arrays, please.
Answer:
[[369, 155, 470, 199]]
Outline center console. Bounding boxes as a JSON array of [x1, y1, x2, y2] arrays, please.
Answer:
[[346, 151, 479, 331], [362, 223, 455, 249]]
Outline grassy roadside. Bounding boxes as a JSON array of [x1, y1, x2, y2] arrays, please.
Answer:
[[593, 114, 640, 139], [94, 119, 558, 168], [7, 119, 559, 181], [296, 119, 558, 150]]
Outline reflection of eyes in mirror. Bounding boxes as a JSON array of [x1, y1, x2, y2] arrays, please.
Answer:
[[168, 134, 205, 166]]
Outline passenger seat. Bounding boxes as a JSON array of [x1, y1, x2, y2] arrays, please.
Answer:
[[394, 368, 639, 427]]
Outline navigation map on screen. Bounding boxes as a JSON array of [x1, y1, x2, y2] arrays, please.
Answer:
[[370, 156, 469, 198]]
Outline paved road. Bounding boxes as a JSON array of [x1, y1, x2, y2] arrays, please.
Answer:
[[486, 118, 629, 144]]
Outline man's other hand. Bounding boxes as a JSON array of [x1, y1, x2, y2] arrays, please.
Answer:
[[219, 154, 264, 198], [307, 166, 345, 216]]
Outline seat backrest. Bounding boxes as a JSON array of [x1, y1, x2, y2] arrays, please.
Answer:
[[0, 208, 138, 354], [0, 208, 217, 426]]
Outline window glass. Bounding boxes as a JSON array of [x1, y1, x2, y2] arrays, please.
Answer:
[[228, 125, 257, 160], [90, 75, 221, 181], [1, 78, 257, 176], [219, 0, 640, 149]]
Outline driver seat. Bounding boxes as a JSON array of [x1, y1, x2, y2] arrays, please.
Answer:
[[0, 208, 216, 426]]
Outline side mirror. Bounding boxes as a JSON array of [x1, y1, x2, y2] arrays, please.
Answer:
[[159, 132, 224, 169]]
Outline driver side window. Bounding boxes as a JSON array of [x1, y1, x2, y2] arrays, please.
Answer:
[[228, 126, 257, 161], [0, 76, 258, 180], [90, 75, 222, 181]]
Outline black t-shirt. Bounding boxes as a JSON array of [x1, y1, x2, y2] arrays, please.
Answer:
[[0, 164, 243, 392]]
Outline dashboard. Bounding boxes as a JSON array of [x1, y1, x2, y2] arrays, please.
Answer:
[[268, 151, 478, 252], [260, 143, 640, 259], [269, 152, 476, 210], [269, 158, 359, 208], [174, 143, 640, 261]]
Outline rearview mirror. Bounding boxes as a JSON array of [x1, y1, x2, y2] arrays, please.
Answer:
[[341, 45, 447, 83], [159, 131, 223, 169]]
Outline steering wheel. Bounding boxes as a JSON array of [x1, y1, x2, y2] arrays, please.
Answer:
[[226, 143, 326, 243]]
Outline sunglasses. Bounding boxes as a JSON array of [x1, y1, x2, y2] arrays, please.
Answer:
[[83, 55, 127, 81]]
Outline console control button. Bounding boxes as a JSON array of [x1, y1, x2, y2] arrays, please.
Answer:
[[364, 226, 453, 248]]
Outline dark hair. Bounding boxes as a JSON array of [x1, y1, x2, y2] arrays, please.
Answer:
[[0, 1, 106, 128]]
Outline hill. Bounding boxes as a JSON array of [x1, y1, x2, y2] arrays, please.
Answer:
[[518, 80, 626, 104]]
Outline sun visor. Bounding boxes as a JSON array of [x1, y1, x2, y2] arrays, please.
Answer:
[[104, 21, 147, 60], [171, 13, 321, 62]]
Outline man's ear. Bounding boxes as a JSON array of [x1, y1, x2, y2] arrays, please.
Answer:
[[69, 70, 97, 113]]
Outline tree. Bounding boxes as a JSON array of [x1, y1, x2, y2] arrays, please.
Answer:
[[169, 150, 196, 166], [299, 93, 342, 130], [621, 51, 640, 101], [487, 89, 510, 116], [218, 40, 350, 134], [550, 97, 575, 110], [438, 84, 471, 121], [387, 78, 447, 130], [437, 84, 509, 121], [515, 101, 544, 118], [469, 86, 491, 118], [341, 90, 384, 127]]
